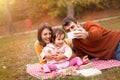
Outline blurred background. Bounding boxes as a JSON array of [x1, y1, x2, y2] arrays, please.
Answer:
[[0, 0, 120, 36]]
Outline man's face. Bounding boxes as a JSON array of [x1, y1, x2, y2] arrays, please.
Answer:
[[64, 21, 79, 33]]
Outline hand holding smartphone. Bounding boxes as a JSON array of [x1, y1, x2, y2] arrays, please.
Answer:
[[67, 30, 81, 39]]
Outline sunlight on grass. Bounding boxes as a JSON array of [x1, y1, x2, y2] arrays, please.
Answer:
[[0, 18, 120, 80], [0, 32, 39, 80], [0, 0, 15, 4], [98, 18, 120, 30]]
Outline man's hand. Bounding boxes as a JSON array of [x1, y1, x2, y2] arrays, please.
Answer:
[[82, 55, 90, 64], [74, 28, 88, 39]]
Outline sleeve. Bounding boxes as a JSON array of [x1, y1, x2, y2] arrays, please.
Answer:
[[64, 38, 76, 58], [72, 39, 86, 59], [40, 47, 49, 59], [40, 49, 46, 59], [84, 21, 102, 41], [64, 39, 72, 48], [63, 44, 72, 59], [34, 41, 46, 64]]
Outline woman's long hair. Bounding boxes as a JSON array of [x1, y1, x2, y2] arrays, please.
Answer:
[[37, 23, 53, 47]]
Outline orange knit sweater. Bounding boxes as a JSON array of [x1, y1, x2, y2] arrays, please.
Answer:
[[73, 21, 120, 59]]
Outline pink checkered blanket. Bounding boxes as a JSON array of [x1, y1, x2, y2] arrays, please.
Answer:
[[26, 59, 120, 80]]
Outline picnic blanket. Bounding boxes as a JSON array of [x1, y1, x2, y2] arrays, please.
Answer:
[[26, 59, 120, 80]]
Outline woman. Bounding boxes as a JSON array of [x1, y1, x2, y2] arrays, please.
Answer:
[[34, 23, 76, 65]]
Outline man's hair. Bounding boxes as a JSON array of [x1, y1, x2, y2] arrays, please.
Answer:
[[52, 28, 65, 43], [62, 16, 77, 29]]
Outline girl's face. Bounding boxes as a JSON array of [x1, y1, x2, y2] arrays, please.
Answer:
[[54, 34, 65, 47], [41, 28, 52, 44]]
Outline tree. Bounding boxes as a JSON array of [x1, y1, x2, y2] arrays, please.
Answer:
[[67, 2, 74, 17], [4, 0, 15, 34], [27, 0, 120, 21]]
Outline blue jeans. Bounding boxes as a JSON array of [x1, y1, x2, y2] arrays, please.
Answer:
[[115, 42, 120, 60]]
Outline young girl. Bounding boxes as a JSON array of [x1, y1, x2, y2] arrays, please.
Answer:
[[41, 28, 87, 73]]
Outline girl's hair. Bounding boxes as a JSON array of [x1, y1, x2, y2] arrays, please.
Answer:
[[52, 28, 65, 43], [37, 23, 53, 47]]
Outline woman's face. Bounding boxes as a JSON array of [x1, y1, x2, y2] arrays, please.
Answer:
[[41, 28, 52, 44]]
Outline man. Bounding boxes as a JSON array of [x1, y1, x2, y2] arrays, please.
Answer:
[[62, 16, 120, 60]]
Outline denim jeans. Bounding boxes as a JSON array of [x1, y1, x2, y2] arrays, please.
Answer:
[[115, 42, 120, 60]]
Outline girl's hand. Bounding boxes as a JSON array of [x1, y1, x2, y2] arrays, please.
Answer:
[[54, 55, 61, 61], [45, 52, 53, 60], [54, 54, 66, 61]]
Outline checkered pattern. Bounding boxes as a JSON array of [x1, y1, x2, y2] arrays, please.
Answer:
[[92, 59, 120, 70], [26, 59, 120, 80], [26, 64, 77, 80]]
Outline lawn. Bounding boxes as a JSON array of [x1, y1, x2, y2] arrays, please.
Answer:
[[0, 18, 120, 80]]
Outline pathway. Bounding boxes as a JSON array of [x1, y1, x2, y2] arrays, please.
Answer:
[[0, 16, 120, 39]]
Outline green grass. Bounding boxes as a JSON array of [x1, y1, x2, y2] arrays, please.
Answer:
[[98, 17, 120, 30], [0, 33, 39, 80], [0, 18, 120, 80]]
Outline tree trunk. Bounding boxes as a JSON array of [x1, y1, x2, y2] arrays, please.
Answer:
[[67, 2, 74, 18], [4, 0, 15, 34]]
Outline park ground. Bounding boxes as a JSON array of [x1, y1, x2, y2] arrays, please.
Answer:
[[0, 9, 120, 80]]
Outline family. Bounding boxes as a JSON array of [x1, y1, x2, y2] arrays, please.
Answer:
[[34, 16, 120, 73]]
